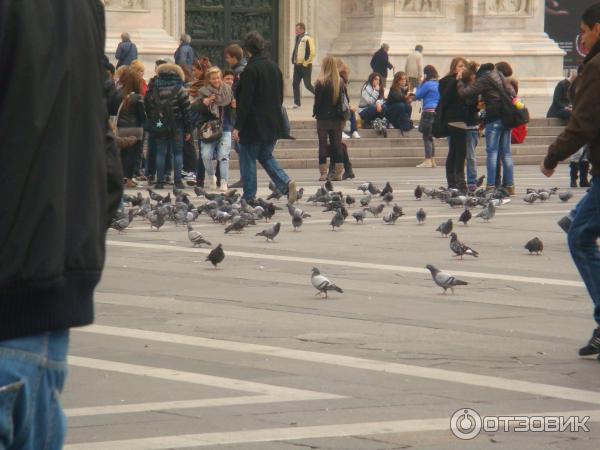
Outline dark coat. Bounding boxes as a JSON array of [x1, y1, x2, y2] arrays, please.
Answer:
[[0, 0, 122, 340], [174, 42, 195, 69], [457, 69, 516, 124], [370, 48, 393, 79], [234, 54, 285, 144], [313, 81, 345, 121], [115, 40, 138, 67], [117, 92, 146, 128], [546, 79, 571, 118]]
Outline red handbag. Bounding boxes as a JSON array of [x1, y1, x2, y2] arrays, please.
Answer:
[[511, 124, 527, 144]]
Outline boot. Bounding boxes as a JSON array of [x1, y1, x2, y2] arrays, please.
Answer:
[[342, 149, 355, 179], [580, 161, 591, 187], [331, 164, 344, 182], [505, 185, 516, 196], [318, 164, 328, 182], [570, 162, 579, 188]]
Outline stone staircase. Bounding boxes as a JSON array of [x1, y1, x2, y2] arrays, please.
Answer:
[[229, 118, 565, 170]]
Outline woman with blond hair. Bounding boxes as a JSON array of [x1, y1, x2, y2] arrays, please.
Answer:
[[313, 55, 347, 181]]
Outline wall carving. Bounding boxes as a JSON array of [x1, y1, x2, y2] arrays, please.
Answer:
[[485, 0, 531, 16], [347, 0, 374, 17], [104, 0, 147, 9], [395, 0, 444, 17]]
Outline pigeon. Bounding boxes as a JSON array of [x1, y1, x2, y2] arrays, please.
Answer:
[[325, 180, 334, 192], [414, 185, 424, 200], [148, 210, 166, 231], [558, 191, 573, 202], [364, 204, 385, 217], [449, 233, 479, 259], [357, 182, 369, 193], [360, 195, 372, 207], [382, 192, 394, 204], [436, 219, 453, 237], [287, 203, 310, 219], [458, 208, 472, 226], [538, 191, 551, 202], [368, 182, 381, 195], [266, 190, 282, 201], [382, 211, 401, 225], [311, 267, 343, 299], [206, 244, 225, 268], [524, 237, 544, 255], [476, 202, 496, 222], [476, 175, 486, 187], [392, 204, 405, 217], [523, 192, 539, 204], [186, 224, 212, 247], [292, 211, 303, 231], [111, 209, 135, 233], [426, 264, 468, 294], [330, 210, 345, 231], [351, 209, 366, 224], [380, 181, 393, 197], [224, 218, 248, 234], [416, 208, 426, 225], [296, 187, 304, 201], [345, 195, 356, 206], [256, 222, 281, 242], [147, 188, 164, 202]]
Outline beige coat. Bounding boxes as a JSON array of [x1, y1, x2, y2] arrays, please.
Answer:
[[405, 51, 423, 79]]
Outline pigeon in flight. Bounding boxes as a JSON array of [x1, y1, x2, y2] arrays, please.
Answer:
[[256, 222, 281, 242], [206, 244, 225, 269], [416, 208, 426, 225], [524, 237, 544, 255], [311, 267, 343, 299], [436, 219, 453, 237], [425, 264, 468, 294], [187, 224, 212, 247], [458, 208, 472, 226], [449, 232, 479, 259]]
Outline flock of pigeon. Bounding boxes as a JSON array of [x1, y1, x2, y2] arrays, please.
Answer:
[[111, 175, 572, 298]]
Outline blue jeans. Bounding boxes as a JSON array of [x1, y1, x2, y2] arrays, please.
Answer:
[[359, 104, 384, 124], [0, 330, 69, 450], [466, 130, 478, 186], [239, 141, 290, 201], [568, 177, 600, 325], [201, 131, 231, 182], [485, 120, 513, 187], [146, 133, 172, 178], [156, 128, 184, 183]]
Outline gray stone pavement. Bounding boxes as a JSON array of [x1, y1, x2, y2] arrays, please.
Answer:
[[62, 165, 600, 449]]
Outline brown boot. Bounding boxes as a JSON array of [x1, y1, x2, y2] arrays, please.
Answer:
[[505, 185, 516, 196], [332, 164, 344, 181], [318, 164, 328, 181]]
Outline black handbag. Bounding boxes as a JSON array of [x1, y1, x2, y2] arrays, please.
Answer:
[[493, 74, 530, 129], [198, 107, 223, 143]]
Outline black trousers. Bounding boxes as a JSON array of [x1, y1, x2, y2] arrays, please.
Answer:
[[121, 141, 142, 179], [446, 127, 467, 190], [293, 64, 315, 106], [317, 121, 344, 165], [183, 139, 197, 174]]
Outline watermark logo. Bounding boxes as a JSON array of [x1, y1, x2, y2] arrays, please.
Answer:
[[450, 408, 590, 440]]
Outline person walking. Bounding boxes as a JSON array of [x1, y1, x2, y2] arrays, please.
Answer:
[[0, 1, 122, 446], [370, 44, 395, 89], [175, 34, 195, 74], [145, 63, 192, 190], [313, 55, 347, 182], [234, 31, 297, 203], [541, 2, 600, 359], [291, 23, 316, 108], [385, 71, 414, 131], [405, 45, 424, 89], [116, 67, 146, 188], [115, 31, 138, 68], [196, 67, 235, 191], [457, 61, 517, 194], [415, 65, 440, 168]]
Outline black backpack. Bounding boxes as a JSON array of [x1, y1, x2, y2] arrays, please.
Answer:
[[149, 83, 179, 138]]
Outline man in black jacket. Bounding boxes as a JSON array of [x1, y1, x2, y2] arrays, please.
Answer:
[[370, 44, 395, 88], [233, 31, 297, 203], [0, 1, 122, 446]]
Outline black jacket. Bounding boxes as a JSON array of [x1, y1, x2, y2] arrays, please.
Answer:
[[145, 64, 192, 134], [457, 69, 516, 124], [370, 48, 393, 79], [313, 81, 345, 121], [546, 79, 571, 118], [0, 0, 123, 340], [438, 75, 469, 124], [386, 86, 409, 105], [117, 92, 146, 128], [235, 54, 286, 144]]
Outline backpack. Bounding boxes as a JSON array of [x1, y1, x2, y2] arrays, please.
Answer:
[[149, 83, 179, 139]]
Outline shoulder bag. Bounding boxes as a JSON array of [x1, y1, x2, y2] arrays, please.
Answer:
[[493, 74, 530, 129], [116, 94, 144, 145]]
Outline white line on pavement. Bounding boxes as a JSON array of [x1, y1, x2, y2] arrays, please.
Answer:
[[106, 240, 584, 288], [63, 408, 600, 449]]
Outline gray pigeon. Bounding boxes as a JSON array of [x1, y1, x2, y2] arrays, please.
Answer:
[[436, 219, 453, 237], [368, 182, 381, 195], [523, 192, 539, 204], [292, 211, 303, 231], [425, 264, 468, 294], [382, 192, 394, 204], [148, 210, 166, 231], [206, 244, 225, 269], [345, 195, 356, 206], [364, 204, 385, 217], [382, 211, 400, 225], [111, 209, 135, 234], [538, 191, 551, 202], [352, 209, 366, 224], [360, 195, 372, 207], [449, 232, 479, 259], [414, 185, 424, 200], [311, 267, 343, 299], [559, 191, 573, 202], [380, 182, 393, 196], [330, 210, 345, 231], [525, 237, 544, 255], [476, 202, 496, 222], [224, 218, 248, 234], [416, 208, 426, 225], [458, 208, 472, 226], [256, 222, 281, 242], [187, 224, 212, 247]]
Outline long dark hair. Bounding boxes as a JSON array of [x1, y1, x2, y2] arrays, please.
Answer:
[[423, 65, 438, 82], [363, 72, 384, 99], [120, 67, 141, 110]]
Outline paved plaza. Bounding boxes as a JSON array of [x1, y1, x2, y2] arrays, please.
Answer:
[[63, 165, 600, 449]]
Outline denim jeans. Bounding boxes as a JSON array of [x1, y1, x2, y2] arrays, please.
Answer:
[[239, 141, 290, 201], [156, 128, 184, 183], [349, 111, 358, 133], [146, 132, 172, 178], [201, 131, 231, 182], [568, 177, 600, 325], [484, 120, 513, 187], [359, 104, 384, 125], [0, 330, 69, 450], [466, 130, 478, 186]]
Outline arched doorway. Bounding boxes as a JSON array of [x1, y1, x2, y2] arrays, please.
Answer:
[[185, 0, 279, 67]]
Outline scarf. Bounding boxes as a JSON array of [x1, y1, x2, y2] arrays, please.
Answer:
[[198, 83, 234, 117]]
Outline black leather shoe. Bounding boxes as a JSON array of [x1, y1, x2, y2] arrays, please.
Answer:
[[579, 327, 600, 356]]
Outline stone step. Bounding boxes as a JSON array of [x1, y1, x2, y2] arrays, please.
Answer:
[[288, 127, 564, 139]]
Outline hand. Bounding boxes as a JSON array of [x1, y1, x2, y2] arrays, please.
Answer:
[[540, 160, 555, 177], [202, 97, 212, 106], [184, 133, 192, 142], [350, 106, 357, 113], [376, 103, 382, 113], [232, 129, 240, 142], [230, 99, 237, 109]]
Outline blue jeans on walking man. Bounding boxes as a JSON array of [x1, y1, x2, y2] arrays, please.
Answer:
[[156, 128, 184, 183], [0, 330, 69, 449], [485, 120, 514, 188], [238, 141, 290, 201], [568, 177, 600, 325]]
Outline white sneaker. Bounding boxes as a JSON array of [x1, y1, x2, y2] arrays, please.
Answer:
[[183, 173, 196, 181], [351, 131, 361, 139], [290, 104, 300, 109], [342, 132, 351, 139], [220, 181, 228, 192]]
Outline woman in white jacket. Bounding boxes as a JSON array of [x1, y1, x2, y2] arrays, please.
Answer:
[[358, 72, 385, 127]]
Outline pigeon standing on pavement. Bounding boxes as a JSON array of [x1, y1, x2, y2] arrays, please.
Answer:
[[382, 211, 400, 225], [352, 209, 366, 224], [380, 182, 393, 197], [436, 219, 453, 237], [111, 209, 135, 234], [330, 210, 345, 231], [345, 195, 356, 206], [523, 192, 539, 204], [425, 264, 468, 294], [187, 224, 212, 247], [476, 202, 496, 222], [206, 244, 225, 269], [458, 208, 472, 226], [292, 210, 303, 231], [364, 204, 385, 217], [360, 195, 372, 207], [449, 233, 479, 259], [414, 185, 423, 200], [256, 222, 281, 242], [311, 267, 343, 299], [416, 208, 426, 225], [559, 191, 573, 202], [524, 237, 544, 255], [368, 182, 381, 195]]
